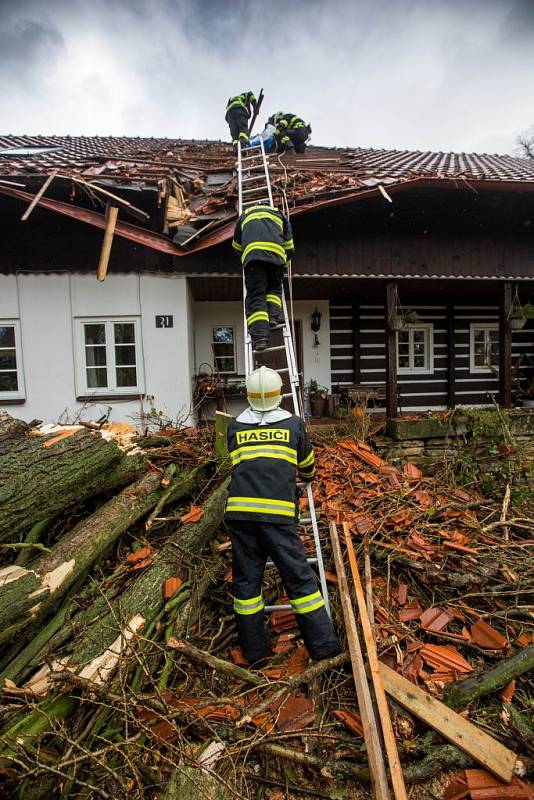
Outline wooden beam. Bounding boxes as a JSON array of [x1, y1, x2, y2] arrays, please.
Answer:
[[329, 522, 391, 800], [379, 663, 517, 783], [56, 173, 150, 221], [97, 204, 119, 282], [21, 172, 57, 221], [248, 88, 264, 135], [499, 281, 512, 408], [446, 302, 456, 408], [343, 524, 407, 800], [385, 281, 398, 419]]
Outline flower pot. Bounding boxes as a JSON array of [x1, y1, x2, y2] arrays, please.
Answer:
[[310, 395, 328, 418], [509, 317, 526, 331], [389, 316, 405, 332]]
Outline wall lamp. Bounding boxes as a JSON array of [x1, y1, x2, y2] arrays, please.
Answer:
[[311, 306, 322, 347]]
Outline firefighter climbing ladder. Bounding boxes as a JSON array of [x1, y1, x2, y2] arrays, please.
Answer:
[[236, 139, 331, 616]]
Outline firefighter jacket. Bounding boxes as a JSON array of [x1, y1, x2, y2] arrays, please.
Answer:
[[226, 92, 256, 116], [273, 113, 311, 135], [225, 408, 316, 524], [232, 205, 294, 269]]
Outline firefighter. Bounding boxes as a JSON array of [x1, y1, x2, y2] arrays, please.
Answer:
[[232, 203, 294, 351], [225, 366, 340, 665], [269, 112, 312, 154], [225, 91, 256, 150]]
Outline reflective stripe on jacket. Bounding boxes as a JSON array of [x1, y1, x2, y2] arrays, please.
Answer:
[[226, 92, 256, 115], [231, 205, 294, 268], [275, 113, 309, 133], [225, 414, 315, 523]]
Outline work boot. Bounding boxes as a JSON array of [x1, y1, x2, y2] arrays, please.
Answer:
[[269, 311, 284, 329], [253, 338, 269, 352]]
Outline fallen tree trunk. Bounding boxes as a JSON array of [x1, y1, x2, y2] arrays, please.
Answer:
[[444, 643, 534, 710], [0, 415, 144, 542], [70, 477, 229, 664], [0, 463, 207, 647]]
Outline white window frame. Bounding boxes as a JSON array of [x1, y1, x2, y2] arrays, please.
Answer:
[[0, 319, 25, 400], [397, 324, 434, 375], [470, 323, 499, 374], [74, 317, 145, 396], [212, 325, 237, 375]]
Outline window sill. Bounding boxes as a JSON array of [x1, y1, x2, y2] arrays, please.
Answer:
[[76, 394, 142, 402], [0, 397, 26, 405]]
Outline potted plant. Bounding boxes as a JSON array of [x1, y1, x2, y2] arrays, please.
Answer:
[[507, 292, 534, 331], [306, 379, 329, 418]]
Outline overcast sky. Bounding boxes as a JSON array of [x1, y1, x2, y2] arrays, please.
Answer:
[[1, 0, 533, 154]]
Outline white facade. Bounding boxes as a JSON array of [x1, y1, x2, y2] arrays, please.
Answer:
[[0, 273, 194, 425], [1, 273, 330, 425]]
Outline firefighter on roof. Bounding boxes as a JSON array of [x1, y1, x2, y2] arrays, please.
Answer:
[[269, 112, 312, 154], [224, 366, 340, 665], [225, 91, 256, 150], [232, 204, 294, 352]]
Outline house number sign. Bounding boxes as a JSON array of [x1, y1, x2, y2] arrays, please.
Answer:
[[155, 315, 173, 328]]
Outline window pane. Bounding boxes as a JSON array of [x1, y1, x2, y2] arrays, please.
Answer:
[[398, 355, 410, 369], [474, 343, 485, 356], [0, 349, 17, 370], [114, 323, 135, 344], [0, 372, 18, 391], [489, 330, 499, 343], [115, 345, 136, 366], [413, 330, 425, 343], [85, 346, 107, 367], [474, 329, 484, 343], [474, 353, 485, 366], [0, 326, 15, 347], [414, 354, 426, 368], [85, 324, 106, 345], [216, 357, 235, 372], [213, 327, 234, 344], [213, 343, 234, 357], [86, 367, 108, 388], [398, 331, 409, 345], [116, 366, 137, 386]]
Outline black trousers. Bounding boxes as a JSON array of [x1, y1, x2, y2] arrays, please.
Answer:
[[276, 127, 308, 154], [225, 107, 249, 145], [228, 519, 340, 663], [244, 261, 284, 341]]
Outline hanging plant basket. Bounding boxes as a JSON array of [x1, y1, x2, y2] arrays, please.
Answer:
[[389, 315, 405, 332], [509, 316, 527, 331]]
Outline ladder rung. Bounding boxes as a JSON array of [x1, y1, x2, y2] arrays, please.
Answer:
[[299, 517, 312, 524], [243, 164, 266, 172], [266, 557, 318, 568], [241, 175, 268, 184], [243, 197, 270, 205], [242, 186, 267, 195], [253, 344, 285, 353], [265, 604, 291, 612], [281, 392, 293, 399], [240, 154, 264, 162]]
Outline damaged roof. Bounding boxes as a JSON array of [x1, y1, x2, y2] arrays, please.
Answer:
[[2, 134, 534, 257]]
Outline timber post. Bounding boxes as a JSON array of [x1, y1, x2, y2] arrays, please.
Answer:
[[447, 302, 456, 408], [385, 280, 398, 419], [499, 281, 512, 408]]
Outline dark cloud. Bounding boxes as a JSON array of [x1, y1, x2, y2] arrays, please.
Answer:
[[0, 0, 533, 153]]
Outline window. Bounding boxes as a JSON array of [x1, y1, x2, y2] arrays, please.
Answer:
[[397, 325, 433, 374], [470, 324, 499, 373], [212, 326, 236, 373], [0, 320, 25, 399], [75, 319, 144, 395]]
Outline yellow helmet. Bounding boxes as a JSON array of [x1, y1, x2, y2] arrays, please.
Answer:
[[246, 366, 283, 411]]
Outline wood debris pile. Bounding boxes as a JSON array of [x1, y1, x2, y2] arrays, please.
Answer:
[[0, 412, 532, 799]]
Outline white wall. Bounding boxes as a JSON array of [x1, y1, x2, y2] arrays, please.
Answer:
[[0, 273, 194, 426], [192, 299, 331, 415]]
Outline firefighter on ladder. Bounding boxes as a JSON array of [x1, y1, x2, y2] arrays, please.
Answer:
[[225, 366, 340, 665], [232, 204, 293, 352], [269, 112, 311, 154], [225, 91, 257, 151]]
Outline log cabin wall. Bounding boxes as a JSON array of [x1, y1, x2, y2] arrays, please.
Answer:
[[329, 295, 534, 411]]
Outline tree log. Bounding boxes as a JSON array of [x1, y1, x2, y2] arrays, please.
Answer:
[[0, 417, 145, 542], [0, 464, 207, 646], [444, 643, 534, 710], [70, 477, 229, 664]]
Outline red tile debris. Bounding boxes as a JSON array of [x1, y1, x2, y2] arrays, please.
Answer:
[[180, 505, 204, 524], [126, 546, 152, 562], [420, 607, 454, 633], [470, 619, 508, 651], [419, 644, 473, 674], [334, 708, 364, 737], [163, 577, 182, 599], [403, 463, 423, 480], [499, 679, 516, 704], [276, 693, 316, 732]]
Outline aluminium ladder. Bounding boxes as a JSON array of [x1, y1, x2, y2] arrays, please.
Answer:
[[236, 140, 331, 616]]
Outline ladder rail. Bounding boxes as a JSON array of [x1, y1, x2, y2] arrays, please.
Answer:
[[236, 140, 331, 618]]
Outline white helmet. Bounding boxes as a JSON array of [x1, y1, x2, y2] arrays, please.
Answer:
[[246, 366, 283, 411]]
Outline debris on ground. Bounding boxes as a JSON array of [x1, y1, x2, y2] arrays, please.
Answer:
[[0, 411, 532, 798]]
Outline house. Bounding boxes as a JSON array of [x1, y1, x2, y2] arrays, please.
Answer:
[[1, 134, 533, 425]]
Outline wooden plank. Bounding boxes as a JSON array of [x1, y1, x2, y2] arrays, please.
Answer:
[[56, 173, 150, 221], [379, 663, 517, 783], [343, 524, 407, 800], [499, 281, 512, 409], [447, 302, 456, 408], [21, 171, 57, 221], [247, 88, 264, 135], [97, 205, 119, 282], [385, 281, 398, 419], [329, 522, 391, 800]]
